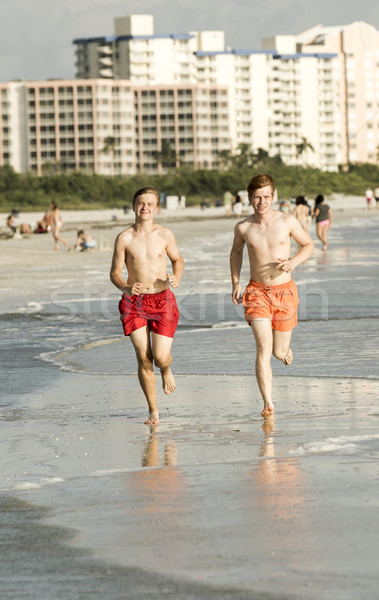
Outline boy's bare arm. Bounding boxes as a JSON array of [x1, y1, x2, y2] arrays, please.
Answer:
[[109, 233, 145, 294], [166, 231, 184, 287], [110, 234, 128, 292], [230, 225, 245, 305], [277, 216, 314, 273]]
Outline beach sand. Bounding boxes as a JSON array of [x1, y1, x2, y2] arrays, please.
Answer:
[[1, 198, 378, 599]]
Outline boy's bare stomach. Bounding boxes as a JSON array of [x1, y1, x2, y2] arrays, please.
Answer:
[[127, 277, 168, 295], [250, 263, 291, 285]]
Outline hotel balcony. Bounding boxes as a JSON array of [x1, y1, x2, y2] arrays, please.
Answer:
[[99, 56, 114, 66], [97, 46, 113, 55], [99, 68, 114, 78]]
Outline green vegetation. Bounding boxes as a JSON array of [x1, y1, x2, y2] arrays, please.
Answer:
[[0, 159, 378, 213]]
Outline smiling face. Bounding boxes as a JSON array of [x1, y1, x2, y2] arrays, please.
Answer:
[[133, 193, 159, 219], [249, 185, 274, 215]]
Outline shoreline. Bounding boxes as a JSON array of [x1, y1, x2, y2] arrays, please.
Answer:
[[0, 194, 377, 231]]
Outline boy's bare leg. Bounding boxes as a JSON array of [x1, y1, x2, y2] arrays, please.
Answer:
[[151, 332, 176, 395], [273, 329, 293, 365], [251, 319, 274, 418], [130, 327, 159, 425]]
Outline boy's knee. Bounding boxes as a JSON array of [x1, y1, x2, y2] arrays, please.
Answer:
[[154, 353, 171, 370], [255, 343, 272, 359], [136, 354, 154, 370]]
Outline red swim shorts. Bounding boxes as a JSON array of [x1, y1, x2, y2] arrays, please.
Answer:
[[242, 279, 299, 332], [118, 288, 179, 338]]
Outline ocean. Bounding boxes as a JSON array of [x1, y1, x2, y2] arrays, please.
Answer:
[[0, 212, 378, 599]]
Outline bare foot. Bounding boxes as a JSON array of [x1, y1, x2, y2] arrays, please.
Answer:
[[261, 405, 275, 419], [144, 411, 159, 425], [161, 368, 176, 395], [322, 243, 328, 251], [282, 348, 293, 366]]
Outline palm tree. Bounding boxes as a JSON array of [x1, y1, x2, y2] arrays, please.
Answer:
[[156, 140, 177, 172], [233, 143, 255, 168], [296, 137, 315, 164], [217, 149, 234, 170], [102, 136, 116, 175]]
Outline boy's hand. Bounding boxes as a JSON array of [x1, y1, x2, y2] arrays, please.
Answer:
[[130, 282, 144, 295], [232, 283, 242, 305], [167, 273, 180, 288], [276, 257, 295, 273]]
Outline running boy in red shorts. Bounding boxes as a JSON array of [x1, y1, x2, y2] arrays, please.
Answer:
[[110, 187, 184, 425], [230, 174, 314, 419]]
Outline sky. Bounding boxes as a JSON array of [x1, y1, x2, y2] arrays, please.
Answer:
[[0, 0, 378, 83]]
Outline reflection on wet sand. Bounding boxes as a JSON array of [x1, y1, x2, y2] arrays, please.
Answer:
[[256, 418, 305, 506], [141, 426, 178, 468], [125, 428, 186, 519], [248, 419, 316, 577]]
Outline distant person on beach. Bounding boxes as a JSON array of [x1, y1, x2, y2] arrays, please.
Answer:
[[34, 211, 52, 234], [233, 192, 243, 218], [279, 198, 291, 214], [374, 186, 379, 209], [6, 214, 32, 235], [293, 196, 310, 232], [74, 230, 96, 252], [313, 194, 332, 251], [110, 186, 184, 426], [230, 173, 314, 419], [6, 214, 17, 233], [223, 189, 233, 218], [365, 187, 374, 209], [50, 202, 68, 250]]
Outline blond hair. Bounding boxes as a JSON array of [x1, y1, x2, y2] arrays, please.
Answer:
[[132, 187, 160, 208]]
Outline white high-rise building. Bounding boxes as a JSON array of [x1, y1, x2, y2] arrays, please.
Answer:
[[1, 17, 378, 175], [74, 14, 225, 84], [73, 14, 349, 170], [293, 21, 379, 165]]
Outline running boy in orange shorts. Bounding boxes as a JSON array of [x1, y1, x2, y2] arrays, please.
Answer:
[[110, 187, 184, 425], [230, 174, 314, 419]]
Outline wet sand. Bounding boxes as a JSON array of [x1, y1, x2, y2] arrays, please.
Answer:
[[1, 198, 379, 599]]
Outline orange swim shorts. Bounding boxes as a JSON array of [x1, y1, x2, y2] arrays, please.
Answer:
[[118, 288, 179, 337], [242, 279, 299, 332]]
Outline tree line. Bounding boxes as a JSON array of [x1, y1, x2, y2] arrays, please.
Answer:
[[0, 155, 377, 213]]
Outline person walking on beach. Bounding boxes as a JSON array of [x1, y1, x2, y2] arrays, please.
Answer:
[[233, 192, 243, 218], [313, 194, 332, 251], [110, 186, 184, 425], [223, 189, 233, 218], [230, 173, 314, 419], [365, 187, 374, 209], [293, 195, 310, 232], [374, 186, 379, 209], [50, 202, 68, 250]]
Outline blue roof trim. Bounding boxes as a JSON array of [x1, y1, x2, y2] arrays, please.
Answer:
[[194, 49, 278, 57], [274, 52, 337, 60], [73, 33, 194, 44]]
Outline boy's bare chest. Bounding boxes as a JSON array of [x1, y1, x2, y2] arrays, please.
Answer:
[[245, 223, 288, 250], [126, 236, 166, 261]]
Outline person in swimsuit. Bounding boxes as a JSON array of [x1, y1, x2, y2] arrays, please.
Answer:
[[110, 186, 184, 425], [365, 187, 373, 209], [230, 173, 314, 419], [313, 194, 332, 251], [293, 195, 310, 232], [50, 201, 68, 250], [74, 230, 96, 252]]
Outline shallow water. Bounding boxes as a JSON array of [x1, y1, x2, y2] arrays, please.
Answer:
[[1, 214, 379, 599]]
